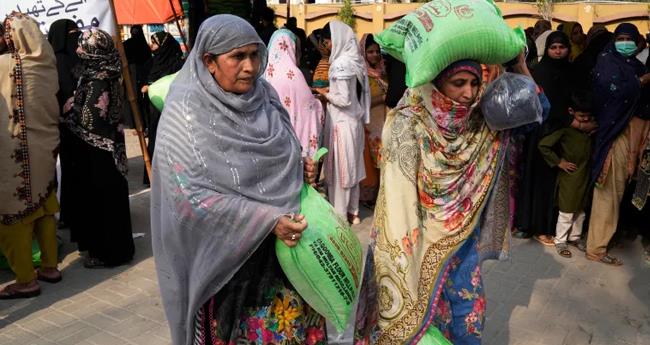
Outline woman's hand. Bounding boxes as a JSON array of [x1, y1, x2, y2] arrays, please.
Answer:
[[313, 87, 328, 101], [511, 50, 532, 79], [273, 214, 307, 247], [639, 73, 650, 86], [304, 157, 317, 187], [63, 96, 74, 113], [141, 85, 149, 94]]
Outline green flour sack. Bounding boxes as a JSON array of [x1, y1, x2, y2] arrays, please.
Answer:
[[276, 148, 363, 333], [148, 72, 178, 112], [417, 326, 453, 345], [376, 0, 526, 87]]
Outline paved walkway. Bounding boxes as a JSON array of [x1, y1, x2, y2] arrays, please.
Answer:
[[1, 132, 649, 345]]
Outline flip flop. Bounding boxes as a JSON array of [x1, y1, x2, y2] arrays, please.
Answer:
[[534, 235, 555, 246], [36, 270, 62, 284], [586, 253, 623, 266], [555, 243, 572, 258], [83, 257, 109, 269], [0, 284, 41, 300]]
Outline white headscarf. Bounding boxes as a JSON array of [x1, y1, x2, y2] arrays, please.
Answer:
[[328, 20, 371, 123]]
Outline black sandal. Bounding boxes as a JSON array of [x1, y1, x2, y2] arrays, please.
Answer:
[[83, 257, 108, 269], [586, 253, 623, 266], [555, 243, 572, 258]]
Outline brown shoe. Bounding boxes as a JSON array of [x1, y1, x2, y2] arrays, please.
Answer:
[[0, 281, 41, 299], [586, 252, 623, 266]]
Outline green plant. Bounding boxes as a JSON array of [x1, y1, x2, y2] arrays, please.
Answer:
[[338, 0, 355, 29], [535, 0, 553, 21]]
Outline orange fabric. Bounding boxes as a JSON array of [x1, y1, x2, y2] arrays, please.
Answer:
[[114, 0, 183, 25]]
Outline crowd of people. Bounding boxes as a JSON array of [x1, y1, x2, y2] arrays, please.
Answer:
[[1, 7, 650, 345]]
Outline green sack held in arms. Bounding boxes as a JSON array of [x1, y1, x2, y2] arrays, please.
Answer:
[[148, 72, 178, 112], [276, 148, 363, 333], [376, 0, 526, 87]]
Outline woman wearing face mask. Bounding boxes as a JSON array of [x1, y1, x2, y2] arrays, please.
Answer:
[[358, 34, 388, 209], [151, 15, 325, 345], [314, 21, 371, 225], [586, 23, 650, 266], [141, 31, 184, 185], [355, 55, 536, 344]]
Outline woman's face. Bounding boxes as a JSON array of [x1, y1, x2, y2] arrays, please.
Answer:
[[150, 41, 160, 52], [203, 44, 261, 94], [615, 33, 635, 43], [365, 43, 381, 67], [438, 71, 480, 106], [547, 43, 569, 60], [571, 24, 584, 44]]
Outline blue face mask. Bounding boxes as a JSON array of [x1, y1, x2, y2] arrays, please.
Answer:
[[615, 41, 638, 57]]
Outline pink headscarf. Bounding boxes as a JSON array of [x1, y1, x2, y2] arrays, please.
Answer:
[[264, 29, 324, 158]]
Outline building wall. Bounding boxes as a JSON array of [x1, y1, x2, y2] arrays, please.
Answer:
[[270, 2, 650, 38]]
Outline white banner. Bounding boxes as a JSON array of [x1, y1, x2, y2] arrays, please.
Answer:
[[1, 0, 116, 35]]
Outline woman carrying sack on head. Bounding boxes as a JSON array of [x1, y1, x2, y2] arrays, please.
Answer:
[[354, 52, 538, 344], [150, 15, 325, 345]]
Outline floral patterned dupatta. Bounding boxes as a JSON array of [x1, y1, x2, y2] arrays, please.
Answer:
[[354, 83, 507, 344]]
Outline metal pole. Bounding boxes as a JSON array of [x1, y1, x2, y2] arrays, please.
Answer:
[[108, 0, 152, 181], [287, 0, 290, 20], [168, 0, 190, 51]]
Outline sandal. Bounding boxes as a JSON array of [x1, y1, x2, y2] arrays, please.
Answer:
[[586, 253, 623, 266], [36, 269, 62, 284], [534, 235, 555, 246], [347, 213, 361, 225], [567, 240, 586, 252], [555, 243, 572, 258], [83, 257, 109, 269], [0, 283, 41, 300]]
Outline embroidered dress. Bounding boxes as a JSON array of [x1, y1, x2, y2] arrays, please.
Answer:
[[0, 13, 60, 225], [265, 30, 323, 158], [354, 83, 508, 345], [193, 238, 327, 345], [61, 29, 134, 266]]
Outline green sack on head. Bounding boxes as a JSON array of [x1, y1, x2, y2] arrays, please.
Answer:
[[148, 72, 179, 112], [376, 0, 526, 87], [276, 148, 363, 333]]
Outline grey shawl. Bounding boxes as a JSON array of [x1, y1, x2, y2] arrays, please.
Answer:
[[150, 15, 303, 345]]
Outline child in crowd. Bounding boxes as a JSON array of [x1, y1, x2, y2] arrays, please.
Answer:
[[538, 91, 593, 258]]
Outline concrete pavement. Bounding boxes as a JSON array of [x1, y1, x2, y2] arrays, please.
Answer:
[[1, 131, 648, 345]]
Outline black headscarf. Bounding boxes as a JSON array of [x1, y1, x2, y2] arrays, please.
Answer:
[[591, 23, 650, 183], [532, 31, 575, 133], [573, 30, 613, 90], [47, 19, 81, 111], [123, 25, 151, 65], [147, 32, 184, 83]]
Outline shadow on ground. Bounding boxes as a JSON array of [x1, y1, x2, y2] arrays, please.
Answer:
[[0, 156, 154, 329]]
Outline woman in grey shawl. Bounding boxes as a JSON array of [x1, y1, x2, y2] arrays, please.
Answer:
[[150, 15, 326, 345]]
